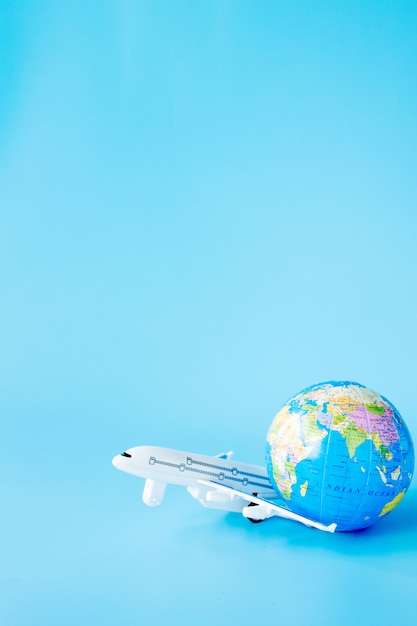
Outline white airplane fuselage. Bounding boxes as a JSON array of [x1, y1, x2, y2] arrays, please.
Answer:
[[112, 445, 277, 510]]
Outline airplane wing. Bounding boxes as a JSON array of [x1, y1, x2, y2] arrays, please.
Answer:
[[197, 479, 337, 533]]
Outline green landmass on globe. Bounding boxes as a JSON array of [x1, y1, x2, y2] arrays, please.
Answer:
[[265, 381, 414, 531]]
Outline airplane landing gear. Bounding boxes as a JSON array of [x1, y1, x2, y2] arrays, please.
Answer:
[[247, 494, 264, 523]]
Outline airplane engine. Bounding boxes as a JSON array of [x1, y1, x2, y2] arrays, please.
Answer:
[[143, 479, 167, 506]]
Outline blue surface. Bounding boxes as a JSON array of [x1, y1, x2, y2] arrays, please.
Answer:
[[1, 2, 417, 625]]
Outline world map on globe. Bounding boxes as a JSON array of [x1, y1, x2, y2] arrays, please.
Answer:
[[266, 381, 414, 531]]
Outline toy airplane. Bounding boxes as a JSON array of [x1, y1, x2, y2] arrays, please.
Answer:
[[112, 446, 337, 533]]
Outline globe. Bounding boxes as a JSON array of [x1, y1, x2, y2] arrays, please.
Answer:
[[266, 381, 414, 531]]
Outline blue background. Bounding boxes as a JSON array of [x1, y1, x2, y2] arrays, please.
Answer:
[[1, 2, 417, 625]]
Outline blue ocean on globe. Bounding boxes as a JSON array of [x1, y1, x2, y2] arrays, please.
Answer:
[[266, 381, 414, 531]]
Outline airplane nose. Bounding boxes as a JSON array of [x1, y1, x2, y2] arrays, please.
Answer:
[[112, 454, 121, 468], [112, 451, 133, 468]]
